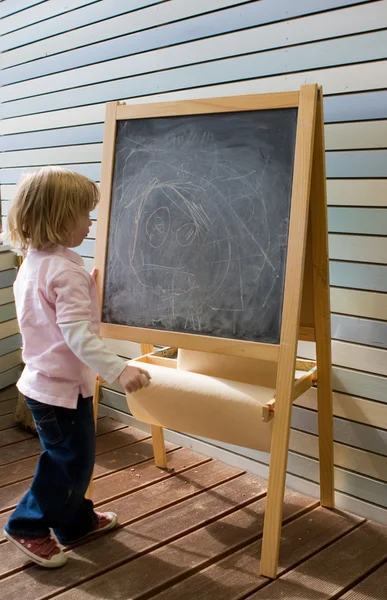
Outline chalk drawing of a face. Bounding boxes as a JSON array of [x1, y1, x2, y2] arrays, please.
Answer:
[[103, 111, 296, 342]]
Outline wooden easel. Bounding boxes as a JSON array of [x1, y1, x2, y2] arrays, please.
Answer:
[[93, 85, 334, 578]]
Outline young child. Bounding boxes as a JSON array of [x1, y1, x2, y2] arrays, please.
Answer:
[[3, 166, 151, 568]]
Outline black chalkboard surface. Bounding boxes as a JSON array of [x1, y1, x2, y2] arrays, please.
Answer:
[[102, 108, 298, 344]]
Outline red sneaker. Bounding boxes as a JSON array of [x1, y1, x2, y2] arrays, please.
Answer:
[[90, 512, 118, 537], [64, 511, 118, 545], [4, 530, 67, 568]]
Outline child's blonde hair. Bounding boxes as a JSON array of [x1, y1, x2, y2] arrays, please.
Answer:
[[5, 166, 99, 251]]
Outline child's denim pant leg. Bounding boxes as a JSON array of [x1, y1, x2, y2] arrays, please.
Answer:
[[5, 395, 97, 544]]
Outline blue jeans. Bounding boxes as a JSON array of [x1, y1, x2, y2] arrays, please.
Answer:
[[5, 395, 97, 544]]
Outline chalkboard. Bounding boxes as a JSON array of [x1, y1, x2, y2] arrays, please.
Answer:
[[102, 108, 298, 344]]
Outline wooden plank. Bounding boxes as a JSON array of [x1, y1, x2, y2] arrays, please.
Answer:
[[325, 120, 387, 150], [0, 413, 18, 431], [329, 235, 387, 264], [1, 163, 100, 184], [291, 405, 387, 456], [327, 179, 387, 207], [0, 386, 18, 402], [2, 200, 98, 222], [96, 460, 245, 526], [0, 473, 268, 589], [73, 238, 94, 258], [54, 493, 319, 600], [0, 0, 97, 36], [0, 0, 45, 19], [286, 452, 387, 508], [117, 60, 387, 110], [247, 521, 387, 599], [331, 288, 387, 321], [100, 323, 280, 362], [329, 210, 387, 237], [0, 447, 208, 519], [331, 262, 387, 293], [2, 32, 387, 118], [326, 150, 387, 179], [0, 1, 161, 49], [0, 368, 21, 391], [0, 271, 16, 290], [331, 366, 387, 404], [0, 104, 105, 136], [0, 428, 155, 487], [0, 398, 17, 416], [92, 447, 211, 506], [0, 418, 128, 510], [94, 415, 127, 436], [0, 144, 102, 167], [0, 350, 22, 374], [261, 84, 318, 579], [0, 288, 14, 306], [0, 252, 17, 270], [150, 508, 362, 600], [1, 87, 385, 139], [331, 314, 387, 349], [290, 429, 387, 482], [0, 458, 241, 544], [92, 438, 177, 480], [341, 561, 387, 600], [295, 387, 387, 430], [0, 304, 17, 324], [0, 426, 34, 447], [0, 421, 149, 467], [116, 91, 299, 119], [1, 0, 372, 68], [325, 89, 387, 123], [0, 123, 103, 152], [0, 0, 243, 63], [0, 449, 212, 575], [0, 320, 18, 340], [5, 2, 384, 102], [298, 339, 387, 376]]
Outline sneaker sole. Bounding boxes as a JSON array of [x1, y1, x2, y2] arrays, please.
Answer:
[[4, 530, 68, 568]]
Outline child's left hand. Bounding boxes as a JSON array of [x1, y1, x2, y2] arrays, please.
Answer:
[[91, 268, 98, 281]]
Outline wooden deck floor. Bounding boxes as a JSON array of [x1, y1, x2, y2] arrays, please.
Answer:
[[0, 386, 386, 600]]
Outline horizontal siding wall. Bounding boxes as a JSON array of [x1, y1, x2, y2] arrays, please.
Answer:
[[0, 248, 22, 389], [1, 0, 386, 522]]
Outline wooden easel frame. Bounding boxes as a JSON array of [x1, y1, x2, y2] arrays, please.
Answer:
[[93, 85, 334, 578]]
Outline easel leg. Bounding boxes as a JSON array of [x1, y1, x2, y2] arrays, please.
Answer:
[[85, 377, 100, 501], [260, 388, 293, 578], [141, 343, 168, 469], [151, 425, 168, 468], [261, 84, 319, 579], [311, 89, 335, 508]]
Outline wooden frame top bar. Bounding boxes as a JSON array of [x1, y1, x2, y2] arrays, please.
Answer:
[[116, 91, 300, 120]]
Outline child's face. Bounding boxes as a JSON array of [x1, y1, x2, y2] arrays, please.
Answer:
[[68, 212, 92, 248]]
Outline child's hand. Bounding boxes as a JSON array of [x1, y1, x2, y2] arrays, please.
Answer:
[[119, 365, 151, 393], [91, 268, 98, 281]]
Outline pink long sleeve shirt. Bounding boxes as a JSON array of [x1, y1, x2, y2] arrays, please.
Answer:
[[14, 246, 123, 409]]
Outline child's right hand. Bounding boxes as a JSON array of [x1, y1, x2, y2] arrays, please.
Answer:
[[119, 365, 151, 393]]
